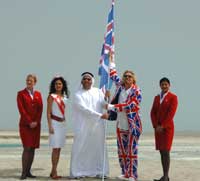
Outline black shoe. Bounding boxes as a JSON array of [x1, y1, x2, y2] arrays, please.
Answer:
[[154, 177, 169, 181], [153, 176, 163, 181], [20, 175, 27, 180], [26, 173, 36, 178]]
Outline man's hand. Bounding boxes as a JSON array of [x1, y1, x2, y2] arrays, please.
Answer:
[[105, 90, 111, 101], [101, 113, 109, 120], [104, 104, 108, 110]]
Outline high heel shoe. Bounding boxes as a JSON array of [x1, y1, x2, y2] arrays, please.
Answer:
[[153, 177, 169, 181], [50, 173, 62, 180], [153, 176, 163, 181], [26, 173, 36, 178], [20, 174, 27, 180]]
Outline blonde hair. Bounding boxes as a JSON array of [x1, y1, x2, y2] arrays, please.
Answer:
[[26, 74, 37, 83], [122, 70, 136, 84]]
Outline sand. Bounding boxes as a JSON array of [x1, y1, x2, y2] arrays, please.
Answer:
[[0, 131, 200, 181]]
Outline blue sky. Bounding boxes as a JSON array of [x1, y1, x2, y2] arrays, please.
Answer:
[[0, 0, 199, 132]]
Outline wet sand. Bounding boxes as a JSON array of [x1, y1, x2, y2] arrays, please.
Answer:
[[0, 131, 200, 181]]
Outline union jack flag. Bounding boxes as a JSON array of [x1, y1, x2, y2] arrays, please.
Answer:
[[99, 0, 115, 93]]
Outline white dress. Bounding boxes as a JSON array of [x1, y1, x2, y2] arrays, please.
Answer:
[[49, 94, 67, 148], [70, 87, 109, 177]]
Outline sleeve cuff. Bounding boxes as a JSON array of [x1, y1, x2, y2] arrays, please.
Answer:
[[110, 62, 116, 69], [108, 104, 115, 110]]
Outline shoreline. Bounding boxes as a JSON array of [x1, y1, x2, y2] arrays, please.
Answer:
[[0, 130, 200, 139]]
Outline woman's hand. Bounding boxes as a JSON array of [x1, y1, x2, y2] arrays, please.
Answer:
[[49, 126, 54, 134], [155, 125, 164, 133], [30, 122, 37, 128]]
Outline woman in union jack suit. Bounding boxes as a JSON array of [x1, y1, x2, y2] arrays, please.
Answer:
[[107, 63, 142, 181], [151, 77, 178, 181], [17, 74, 43, 180]]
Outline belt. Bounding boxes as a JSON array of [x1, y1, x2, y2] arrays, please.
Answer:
[[51, 114, 65, 122]]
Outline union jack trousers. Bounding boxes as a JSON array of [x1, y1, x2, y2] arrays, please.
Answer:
[[110, 67, 142, 180], [117, 122, 141, 180]]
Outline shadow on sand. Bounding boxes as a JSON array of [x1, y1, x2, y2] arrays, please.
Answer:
[[0, 168, 151, 181]]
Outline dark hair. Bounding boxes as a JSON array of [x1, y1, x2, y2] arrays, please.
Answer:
[[160, 77, 170, 85], [49, 76, 69, 98]]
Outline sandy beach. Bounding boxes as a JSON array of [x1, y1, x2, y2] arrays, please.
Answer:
[[0, 131, 200, 181]]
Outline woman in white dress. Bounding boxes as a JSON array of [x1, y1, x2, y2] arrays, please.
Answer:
[[47, 76, 69, 179]]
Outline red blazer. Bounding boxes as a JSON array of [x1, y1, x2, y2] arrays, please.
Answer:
[[151, 92, 178, 129], [17, 88, 43, 148], [151, 92, 178, 150]]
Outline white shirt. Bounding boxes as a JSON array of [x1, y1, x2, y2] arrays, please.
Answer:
[[117, 87, 131, 130], [160, 91, 169, 104], [27, 89, 34, 100]]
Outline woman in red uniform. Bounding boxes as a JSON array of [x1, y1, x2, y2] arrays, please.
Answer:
[[17, 74, 43, 180], [150, 77, 178, 181]]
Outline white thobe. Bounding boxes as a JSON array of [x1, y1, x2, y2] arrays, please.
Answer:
[[70, 87, 109, 177]]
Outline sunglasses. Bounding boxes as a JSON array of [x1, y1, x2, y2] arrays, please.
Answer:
[[124, 74, 133, 78], [82, 78, 92, 81]]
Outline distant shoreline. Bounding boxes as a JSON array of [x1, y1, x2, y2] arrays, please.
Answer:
[[0, 130, 200, 139]]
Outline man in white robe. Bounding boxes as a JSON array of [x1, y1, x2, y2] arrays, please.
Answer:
[[70, 72, 109, 178]]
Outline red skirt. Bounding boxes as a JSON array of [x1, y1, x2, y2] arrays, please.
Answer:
[[155, 126, 174, 151], [19, 124, 41, 148]]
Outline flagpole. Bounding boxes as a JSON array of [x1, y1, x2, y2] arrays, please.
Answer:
[[101, 1, 114, 180], [102, 75, 110, 181], [102, 50, 114, 181], [102, 110, 108, 181]]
